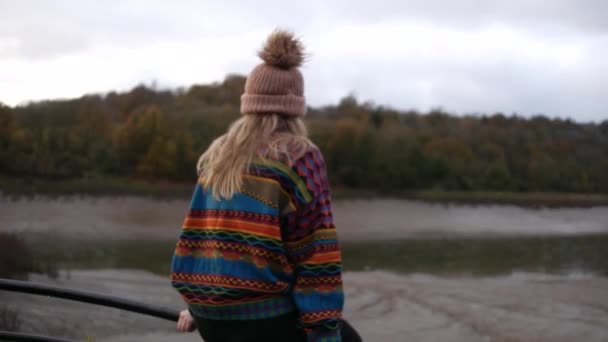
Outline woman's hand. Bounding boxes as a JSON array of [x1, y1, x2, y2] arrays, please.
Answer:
[[177, 309, 196, 332]]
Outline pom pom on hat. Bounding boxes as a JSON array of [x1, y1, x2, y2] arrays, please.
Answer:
[[257, 29, 305, 69]]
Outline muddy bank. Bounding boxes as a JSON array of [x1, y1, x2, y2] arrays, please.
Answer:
[[2, 196, 607, 241], [2, 269, 607, 342]]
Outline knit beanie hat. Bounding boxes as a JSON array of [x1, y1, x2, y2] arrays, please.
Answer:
[[240, 30, 306, 117]]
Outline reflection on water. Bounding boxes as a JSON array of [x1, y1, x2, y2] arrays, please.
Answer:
[[342, 235, 608, 276], [26, 234, 608, 277], [2, 196, 607, 277]]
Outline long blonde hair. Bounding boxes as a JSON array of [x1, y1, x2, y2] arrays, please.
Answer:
[[197, 114, 314, 200]]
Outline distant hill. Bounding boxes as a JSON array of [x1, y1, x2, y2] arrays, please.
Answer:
[[1, 74, 607, 194]]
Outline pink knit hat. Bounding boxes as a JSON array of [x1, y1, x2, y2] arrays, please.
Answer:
[[241, 30, 306, 117]]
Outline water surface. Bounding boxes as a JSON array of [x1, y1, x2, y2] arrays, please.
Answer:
[[2, 196, 606, 277]]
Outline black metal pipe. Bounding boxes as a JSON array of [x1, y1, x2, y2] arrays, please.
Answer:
[[0, 331, 77, 342], [0, 278, 179, 322]]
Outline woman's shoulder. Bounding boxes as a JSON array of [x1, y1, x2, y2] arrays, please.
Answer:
[[292, 143, 326, 170], [251, 140, 328, 204]]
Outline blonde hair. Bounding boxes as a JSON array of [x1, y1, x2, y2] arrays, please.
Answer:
[[197, 114, 314, 200]]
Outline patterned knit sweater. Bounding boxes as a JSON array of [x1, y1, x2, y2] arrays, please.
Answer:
[[170, 145, 344, 342]]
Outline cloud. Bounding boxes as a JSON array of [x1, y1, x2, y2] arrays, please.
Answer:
[[326, 0, 608, 34], [0, 0, 606, 122], [307, 21, 608, 119]]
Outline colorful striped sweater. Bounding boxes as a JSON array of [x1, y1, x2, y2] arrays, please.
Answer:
[[170, 145, 344, 341]]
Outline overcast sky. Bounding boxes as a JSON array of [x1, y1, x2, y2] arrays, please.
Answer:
[[1, 0, 606, 122]]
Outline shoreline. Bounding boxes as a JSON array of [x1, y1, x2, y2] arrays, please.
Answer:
[[3, 195, 608, 243], [2, 196, 607, 242], [2, 177, 608, 208]]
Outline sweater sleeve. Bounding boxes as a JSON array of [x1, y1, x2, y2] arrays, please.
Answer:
[[283, 147, 344, 342]]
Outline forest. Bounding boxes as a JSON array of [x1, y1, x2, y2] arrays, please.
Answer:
[[1, 74, 607, 194]]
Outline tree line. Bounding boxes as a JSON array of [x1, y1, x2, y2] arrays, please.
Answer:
[[1, 75, 607, 193]]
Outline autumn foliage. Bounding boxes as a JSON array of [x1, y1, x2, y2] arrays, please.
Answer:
[[1, 75, 607, 193]]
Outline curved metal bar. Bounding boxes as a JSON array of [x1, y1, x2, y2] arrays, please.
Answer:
[[0, 331, 77, 342], [0, 277, 179, 322]]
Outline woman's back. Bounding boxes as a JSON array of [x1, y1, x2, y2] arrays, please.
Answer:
[[171, 142, 345, 339], [171, 30, 360, 342]]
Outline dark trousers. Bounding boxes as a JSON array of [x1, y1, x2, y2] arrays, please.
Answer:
[[192, 312, 362, 342]]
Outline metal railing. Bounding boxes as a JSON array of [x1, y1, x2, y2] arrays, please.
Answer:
[[0, 278, 182, 342]]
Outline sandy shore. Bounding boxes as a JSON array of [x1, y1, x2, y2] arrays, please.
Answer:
[[2, 269, 607, 342], [2, 196, 608, 240]]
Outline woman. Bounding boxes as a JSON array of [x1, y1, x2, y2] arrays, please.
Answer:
[[171, 30, 361, 342]]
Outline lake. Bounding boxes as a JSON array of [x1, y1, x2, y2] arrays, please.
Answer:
[[2, 196, 607, 277], [1, 196, 608, 341]]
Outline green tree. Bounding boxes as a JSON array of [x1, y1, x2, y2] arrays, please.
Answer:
[[424, 137, 475, 189], [137, 137, 178, 178], [0, 105, 16, 173], [324, 118, 374, 187], [115, 105, 171, 174]]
